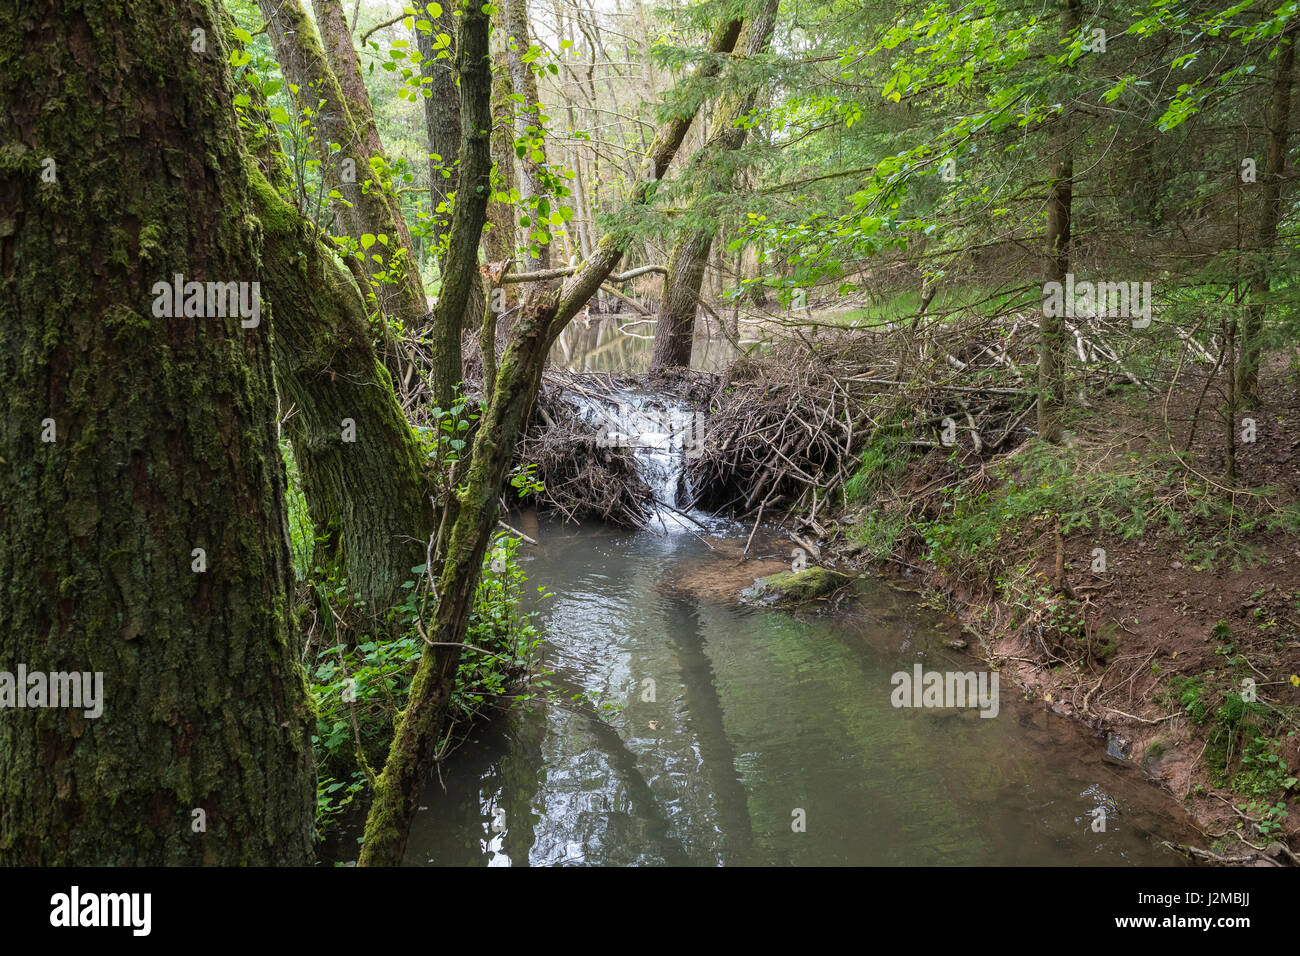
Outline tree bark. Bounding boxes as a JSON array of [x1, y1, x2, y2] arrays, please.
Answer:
[[0, 0, 315, 864], [249, 167, 435, 612]]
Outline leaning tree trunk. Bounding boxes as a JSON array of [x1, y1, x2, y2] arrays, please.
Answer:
[[228, 18, 436, 614], [314, 0, 421, 261], [1037, 0, 1080, 445], [650, 0, 778, 372], [0, 0, 315, 864], [249, 166, 435, 612], [1239, 32, 1294, 406], [357, 12, 745, 867], [258, 0, 428, 329]]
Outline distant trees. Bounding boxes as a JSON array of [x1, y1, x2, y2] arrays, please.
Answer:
[[650, 0, 778, 372]]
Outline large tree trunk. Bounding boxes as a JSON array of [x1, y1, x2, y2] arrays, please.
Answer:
[[230, 19, 435, 614], [650, 0, 778, 372], [0, 0, 315, 864], [357, 12, 744, 866], [1037, 0, 1080, 445], [258, 0, 428, 328], [651, 229, 713, 369], [249, 167, 435, 612], [1239, 32, 1294, 406]]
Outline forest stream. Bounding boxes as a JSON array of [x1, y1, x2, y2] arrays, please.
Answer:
[[13, 0, 1300, 893], [388, 389, 1203, 867]]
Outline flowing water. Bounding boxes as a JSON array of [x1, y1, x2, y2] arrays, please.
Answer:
[[399, 395, 1199, 866]]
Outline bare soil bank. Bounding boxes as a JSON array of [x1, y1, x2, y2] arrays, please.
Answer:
[[810, 354, 1300, 865]]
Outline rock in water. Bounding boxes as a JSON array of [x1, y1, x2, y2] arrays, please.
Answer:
[[746, 567, 854, 606]]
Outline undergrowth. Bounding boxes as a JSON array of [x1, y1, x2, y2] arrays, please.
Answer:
[[280, 438, 551, 836]]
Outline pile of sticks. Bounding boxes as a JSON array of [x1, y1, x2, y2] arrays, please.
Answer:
[[687, 322, 1043, 518], [510, 368, 654, 526]]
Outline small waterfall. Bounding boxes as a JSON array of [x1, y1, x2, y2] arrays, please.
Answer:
[[583, 390, 711, 532]]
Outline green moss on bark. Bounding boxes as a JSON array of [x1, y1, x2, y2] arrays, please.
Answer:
[[0, 0, 315, 864]]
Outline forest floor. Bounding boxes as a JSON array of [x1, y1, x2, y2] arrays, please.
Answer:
[[819, 350, 1300, 863]]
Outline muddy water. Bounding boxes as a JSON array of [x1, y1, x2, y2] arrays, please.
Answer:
[[402, 517, 1199, 866]]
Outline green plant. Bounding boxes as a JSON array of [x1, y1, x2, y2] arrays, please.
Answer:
[[1168, 675, 1208, 724], [306, 533, 548, 835], [917, 441, 1300, 584], [415, 386, 486, 490], [1232, 736, 1297, 797], [1237, 799, 1289, 838], [845, 427, 908, 504], [851, 508, 907, 559]]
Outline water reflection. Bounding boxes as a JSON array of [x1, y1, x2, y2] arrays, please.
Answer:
[[402, 522, 1198, 866], [549, 314, 746, 373]]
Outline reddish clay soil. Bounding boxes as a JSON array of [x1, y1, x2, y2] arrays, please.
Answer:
[[831, 352, 1300, 859]]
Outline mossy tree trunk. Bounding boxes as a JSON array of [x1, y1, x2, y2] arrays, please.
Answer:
[[0, 0, 315, 864], [258, 0, 428, 329], [357, 12, 744, 866], [649, 0, 778, 372], [429, 0, 493, 407], [248, 167, 435, 612], [651, 229, 714, 370], [229, 19, 436, 614]]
